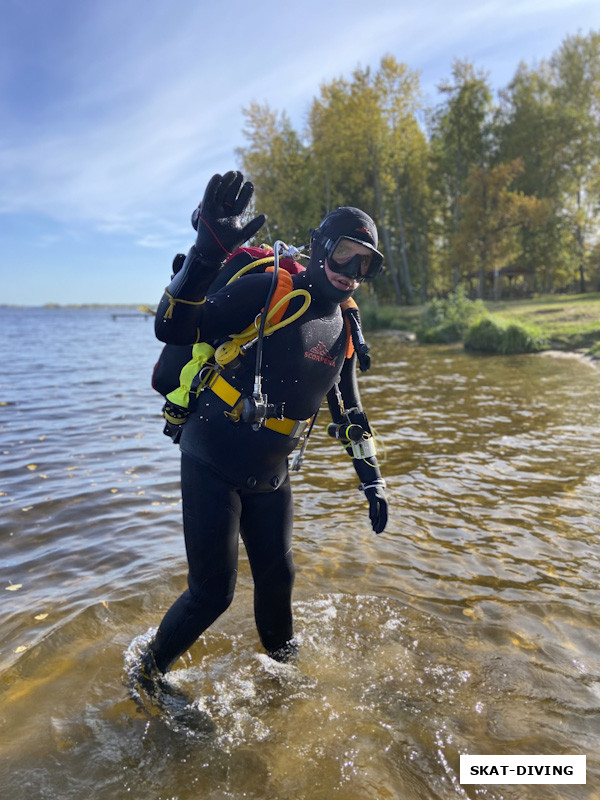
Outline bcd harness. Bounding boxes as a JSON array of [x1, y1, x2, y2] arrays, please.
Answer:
[[163, 250, 313, 438], [161, 245, 370, 455]]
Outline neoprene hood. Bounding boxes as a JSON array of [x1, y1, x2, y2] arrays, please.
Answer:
[[307, 207, 382, 303]]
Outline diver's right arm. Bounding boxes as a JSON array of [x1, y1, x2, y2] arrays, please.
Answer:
[[155, 245, 222, 344], [155, 171, 265, 345]]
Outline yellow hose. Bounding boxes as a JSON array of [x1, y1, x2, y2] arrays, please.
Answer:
[[231, 289, 311, 343], [226, 256, 275, 284]]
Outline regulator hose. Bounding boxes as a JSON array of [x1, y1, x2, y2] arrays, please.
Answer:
[[253, 241, 282, 395]]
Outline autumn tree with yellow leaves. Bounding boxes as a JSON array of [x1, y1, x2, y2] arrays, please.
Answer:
[[452, 160, 548, 299], [237, 33, 600, 303]]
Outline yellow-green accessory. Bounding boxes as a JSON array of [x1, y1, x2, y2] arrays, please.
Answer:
[[163, 342, 216, 424]]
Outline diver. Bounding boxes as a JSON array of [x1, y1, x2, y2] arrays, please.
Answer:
[[140, 170, 388, 684]]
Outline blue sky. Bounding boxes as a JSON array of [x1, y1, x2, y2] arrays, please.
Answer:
[[1, 0, 598, 305]]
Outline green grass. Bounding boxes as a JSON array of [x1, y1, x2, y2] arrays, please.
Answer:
[[355, 295, 421, 331], [359, 291, 600, 355], [485, 293, 600, 351]]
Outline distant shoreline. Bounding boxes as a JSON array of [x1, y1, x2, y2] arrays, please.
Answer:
[[0, 303, 155, 310], [3, 305, 599, 367]]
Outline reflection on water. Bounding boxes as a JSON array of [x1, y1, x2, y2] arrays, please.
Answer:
[[1, 309, 599, 799]]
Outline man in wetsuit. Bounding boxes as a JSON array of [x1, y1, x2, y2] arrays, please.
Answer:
[[142, 170, 388, 680]]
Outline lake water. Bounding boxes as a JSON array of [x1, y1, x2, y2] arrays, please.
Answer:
[[1, 307, 599, 799]]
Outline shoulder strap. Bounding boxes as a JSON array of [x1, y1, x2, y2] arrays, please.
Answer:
[[265, 266, 294, 324], [340, 297, 357, 359]]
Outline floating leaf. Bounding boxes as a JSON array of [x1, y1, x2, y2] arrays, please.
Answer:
[[14, 646, 27, 654], [6, 583, 23, 591], [21, 506, 33, 512], [110, 489, 118, 494], [101, 600, 109, 609], [510, 635, 537, 650], [27, 464, 38, 471], [34, 613, 49, 621]]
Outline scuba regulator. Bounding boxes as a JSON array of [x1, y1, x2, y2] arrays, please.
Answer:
[[242, 240, 306, 430]]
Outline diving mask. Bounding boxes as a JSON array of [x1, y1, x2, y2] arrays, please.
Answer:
[[323, 236, 384, 282]]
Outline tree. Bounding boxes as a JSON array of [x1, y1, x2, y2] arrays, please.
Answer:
[[498, 62, 571, 291], [551, 32, 600, 291], [309, 69, 398, 294], [499, 31, 600, 292], [429, 60, 495, 290], [235, 31, 600, 305], [309, 56, 425, 303], [236, 103, 319, 246], [376, 56, 429, 303], [453, 160, 547, 299]]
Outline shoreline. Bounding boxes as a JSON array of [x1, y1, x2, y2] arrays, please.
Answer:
[[538, 349, 600, 369], [375, 330, 600, 368], [4, 306, 599, 368]]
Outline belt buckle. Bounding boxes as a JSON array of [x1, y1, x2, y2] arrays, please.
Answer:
[[290, 418, 309, 438]]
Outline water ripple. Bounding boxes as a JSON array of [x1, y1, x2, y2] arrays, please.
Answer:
[[1, 313, 599, 799]]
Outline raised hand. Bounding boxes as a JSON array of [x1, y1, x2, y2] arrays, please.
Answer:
[[192, 171, 266, 261]]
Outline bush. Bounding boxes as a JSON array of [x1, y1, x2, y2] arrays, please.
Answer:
[[356, 297, 417, 331], [465, 316, 548, 354], [587, 341, 600, 357], [418, 286, 486, 343], [463, 316, 501, 351]]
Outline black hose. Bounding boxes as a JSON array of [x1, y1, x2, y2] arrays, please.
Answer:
[[253, 242, 281, 388]]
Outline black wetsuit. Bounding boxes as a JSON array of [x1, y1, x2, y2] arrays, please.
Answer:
[[150, 249, 376, 672]]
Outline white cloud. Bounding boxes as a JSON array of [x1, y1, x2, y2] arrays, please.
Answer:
[[1, 0, 598, 238]]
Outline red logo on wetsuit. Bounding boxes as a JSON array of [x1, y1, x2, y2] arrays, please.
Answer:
[[305, 341, 336, 367]]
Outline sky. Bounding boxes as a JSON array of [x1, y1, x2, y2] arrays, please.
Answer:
[[1, 0, 599, 306]]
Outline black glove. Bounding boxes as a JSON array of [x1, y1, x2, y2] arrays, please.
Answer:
[[364, 482, 388, 534], [192, 171, 265, 261]]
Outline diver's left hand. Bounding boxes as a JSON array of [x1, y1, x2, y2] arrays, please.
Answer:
[[364, 484, 388, 534]]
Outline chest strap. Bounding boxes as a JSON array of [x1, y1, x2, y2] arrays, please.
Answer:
[[210, 374, 311, 438]]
